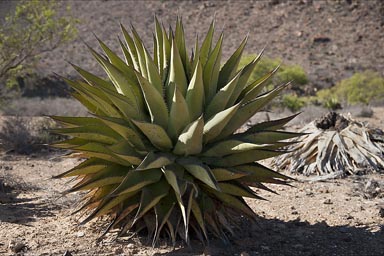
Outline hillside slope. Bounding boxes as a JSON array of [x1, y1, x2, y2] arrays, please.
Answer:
[[33, 0, 384, 90]]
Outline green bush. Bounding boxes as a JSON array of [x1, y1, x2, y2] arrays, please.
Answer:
[[317, 71, 384, 106], [0, 0, 78, 94], [238, 54, 308, 91], [323, 97, 341, 110], [279, 65, 308, 86], [281, 93, 306, 112]]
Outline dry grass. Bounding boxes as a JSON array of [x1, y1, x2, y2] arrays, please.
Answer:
[[0, 116, 62, 154], [1, 97, 88, 117]]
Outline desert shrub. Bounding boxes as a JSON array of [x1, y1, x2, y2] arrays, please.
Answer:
[[339, 71, 384, 104], [0, 0, 78, 96], [279, 65, 308, 86], [19, 74, 71, 98], [0, 117, 31, 154], [317, 71, 384, 106], [238, 54, 308, 91], [322, 96, 342, 110], [281, 93, 306, 112], [0, 116, 60, 154]]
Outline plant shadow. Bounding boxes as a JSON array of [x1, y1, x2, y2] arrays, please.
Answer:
[[153, 218, 384, 256], [0, 183, 63, 224]]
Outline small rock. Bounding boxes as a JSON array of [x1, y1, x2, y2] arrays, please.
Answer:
[[115, 247, 124, 254], [318, 186, 330, 193], [323, 199, 333, 204], [261, 245, 270, 251], [76, 231, 85, 237], [203, 2, 215, 8], [127, 243, 135, 249], [8, 240, 25, 253], [313, 36, 331, 43], [291, 210, 299, 215], [292, 243, 304, 249], [379, 208, 384, 218], [269, 0, 280, 6], [305, 189, 314, 196], [240, 252, 250, 256]]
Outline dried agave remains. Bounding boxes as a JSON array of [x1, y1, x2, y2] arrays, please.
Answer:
[[274, 112, 384, 178]]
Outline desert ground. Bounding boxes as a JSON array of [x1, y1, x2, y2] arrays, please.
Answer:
[[0, 108, 383, 255], [1, 0, 384, 255]]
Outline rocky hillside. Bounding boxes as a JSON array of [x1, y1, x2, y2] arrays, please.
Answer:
[[6, 0, 384, 90]]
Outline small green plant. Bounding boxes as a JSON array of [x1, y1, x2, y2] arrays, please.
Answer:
[[52, 18, 300, 245], [0, 0, 78, 93], [238, 54, 308, 92], [279, 65, 308, 86], [317, 71, 384, 106], [322, 97, 341, 110], [282, 93, 306, 112]]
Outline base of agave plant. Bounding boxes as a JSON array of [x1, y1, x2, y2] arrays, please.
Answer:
[[274, 112, 384, 178], [91, 197, 256, 245]]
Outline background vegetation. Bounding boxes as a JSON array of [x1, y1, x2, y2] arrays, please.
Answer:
[[0, 3, 384, 155], [317, 71, 384, 107], [0, 0, 78, 98], [238, 54, 308, 92], [239, 54, 384, 112]]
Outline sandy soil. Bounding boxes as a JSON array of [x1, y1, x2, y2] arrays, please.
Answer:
[[1, 109, 383, 256]]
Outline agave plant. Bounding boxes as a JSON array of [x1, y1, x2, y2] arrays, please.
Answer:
[[52, 17, 299, 245]]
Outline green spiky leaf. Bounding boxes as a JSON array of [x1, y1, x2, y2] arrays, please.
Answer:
[[173, 116, 204, 156], [137, 152, 176, 171]]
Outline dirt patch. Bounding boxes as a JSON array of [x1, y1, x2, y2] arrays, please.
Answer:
[[1, 110, 384, 255], [0, 105, 384, 255]]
